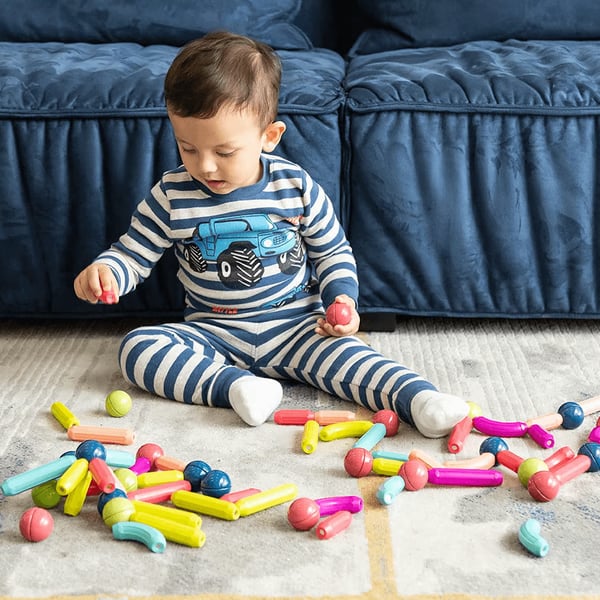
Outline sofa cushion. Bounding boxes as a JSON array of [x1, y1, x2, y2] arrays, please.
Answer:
[[351, 0, 600, 54], [0, 0, 310, 50], [0, 43, 345, 317], [345, 41, 600, 317]]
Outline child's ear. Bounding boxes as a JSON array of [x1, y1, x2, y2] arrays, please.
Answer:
[[262, 120, 286, 152]]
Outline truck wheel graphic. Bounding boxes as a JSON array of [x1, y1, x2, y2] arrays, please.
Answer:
[[217, 246, 264, 289], [277, 238, 304, 274], [184, 245, 208, 273]]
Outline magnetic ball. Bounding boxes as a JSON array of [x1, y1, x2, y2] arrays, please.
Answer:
[[183, 460, 212, 491], [287, 497, 320, 531], [97, 488, 127, 515], [527, 471, 560, 502], [31, 480, 62, 509], [325, 301, 352, 327], [479, 437, 509, 463], [399, 459, 428, 491], [105, 390, 132, 417], [20, 507, 54, 542], [466, 401, 483, 418], [75, 439, 107, 461], [557, 402, 585, 430], [372, 410, 400, 437], [344, 447, 373, 478], [114, 468, 138, 492], [578, 442, 600, 472], [102, 497, 135, 527], [201, 469, 232, 498], [135, 443, 164, 469], [517, 457, 549, 487]]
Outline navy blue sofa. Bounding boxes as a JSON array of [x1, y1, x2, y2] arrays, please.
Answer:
[[3, 0, 600, 326]]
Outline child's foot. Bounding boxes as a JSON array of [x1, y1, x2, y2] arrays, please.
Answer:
[[411, 390, 470, 438], [229, 377, 283, 426]]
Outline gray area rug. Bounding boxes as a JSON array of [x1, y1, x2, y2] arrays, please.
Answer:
[[1, 317, 600, 599]]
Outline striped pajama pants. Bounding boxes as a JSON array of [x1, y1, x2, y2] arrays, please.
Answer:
[[117, 307, 437, 427]]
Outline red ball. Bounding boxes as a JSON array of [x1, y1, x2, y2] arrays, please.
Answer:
[[326, 302, 352, 327], [287, 497, 320, 531], [372, 410, 400, 436], [399, 459, 428, 491], [344, 447, 374, 478], [136, 443, 164, 470], [19, 507, 54, 542], [528, 471, 560, 502]]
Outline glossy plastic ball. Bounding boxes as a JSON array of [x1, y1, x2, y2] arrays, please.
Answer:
[[135, 443, 164, 469], [517, 458, 548, 487], [201, 469, 232, 498], [20, 507, 54, 542], [557, 402, 585, 429], [399, 459, 428, 491], [344, 447, 373, 478], [102, 497, 135, 527], [114, 468, 138, 492], [31, 480, 62, 509], [97, 488, 127, 515], [183, 460, 212, 491], [466, 401, 483, 418], [326, 302, 352, 327], [528, 470, 560, 502], [578, 442, 600, 472], [287, 497, 320, 531], [372, 410, 400, 437], [479, 437, 509, 464], [75, 439, 106, 461], [105, 390, 132, 417]]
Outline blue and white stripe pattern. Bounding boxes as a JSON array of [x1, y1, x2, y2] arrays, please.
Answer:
[[98, 154, 436, 424]]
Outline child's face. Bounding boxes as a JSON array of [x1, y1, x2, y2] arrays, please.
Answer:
[[169, 107, 285, 195]]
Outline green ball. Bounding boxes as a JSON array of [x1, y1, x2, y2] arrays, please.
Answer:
[[517, 457, 548, 487], [102, 497, 135, 527], [31, 480, 62, 509], [105, 390, 132, 417], [114, 468, 138, 492]]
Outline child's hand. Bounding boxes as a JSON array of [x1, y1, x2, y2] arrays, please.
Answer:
[[74, 263, 119, 304], [315, 295, 360, 337]]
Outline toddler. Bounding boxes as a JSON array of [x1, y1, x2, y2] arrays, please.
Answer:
[[74, 31, 468, 436]]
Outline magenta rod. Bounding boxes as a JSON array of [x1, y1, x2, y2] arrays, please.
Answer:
[[472, 416, 528, 437], [527, 424, 555, 449], [427, 468, 503, 487], [315, 495, 364, 516]]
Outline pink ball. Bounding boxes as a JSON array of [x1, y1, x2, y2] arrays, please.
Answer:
[[136, 443, 164, 470], [287, 497, 320, 531], [20, 507, 54, 542], [344, 447, 373, 478], [326, 302, 352, 327], [372, 410, 400, 437], [399, 459, 428, 491], [527, 471, 560, 502]]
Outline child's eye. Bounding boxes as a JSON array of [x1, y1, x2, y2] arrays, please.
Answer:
[[217, 151, 235, 158], [181, 147, 196, 154]]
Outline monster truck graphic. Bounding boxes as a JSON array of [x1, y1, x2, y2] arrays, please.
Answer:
[[182, 214, 304, 289]]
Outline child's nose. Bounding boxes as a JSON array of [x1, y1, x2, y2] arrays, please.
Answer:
[[199, 154, 217, 174]]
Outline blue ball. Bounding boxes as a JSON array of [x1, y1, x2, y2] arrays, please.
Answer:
[[183, 460, 212, 491], [201, 469, 232, 498], [558, 402, 585, 430], [75, 440, 107, 461], [479, 436, 509, 464], [97, 489, 127, 515], [578, 442, 600, 472]]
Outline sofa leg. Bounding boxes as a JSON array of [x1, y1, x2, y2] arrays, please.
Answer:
[[358, 313, 397, 332]]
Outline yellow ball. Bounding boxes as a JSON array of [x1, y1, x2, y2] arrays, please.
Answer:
[[517, 457, 549, 487], [467, 401, 483, 418], [105, 390, 132, 417], [102, 497, 135, 527]]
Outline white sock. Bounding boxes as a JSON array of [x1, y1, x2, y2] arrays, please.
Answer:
[[411, 390, 470, 438], [229, 377, 283, 426]]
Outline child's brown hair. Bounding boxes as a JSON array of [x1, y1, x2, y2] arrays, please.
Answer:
[[164, 31, 281, 130]]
